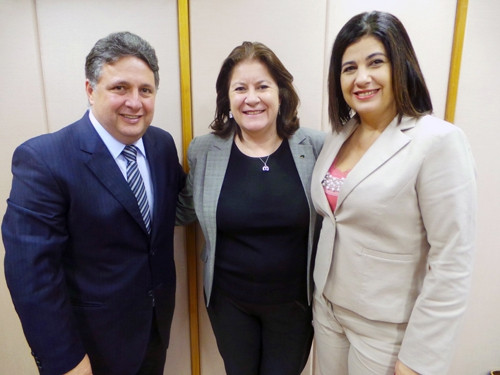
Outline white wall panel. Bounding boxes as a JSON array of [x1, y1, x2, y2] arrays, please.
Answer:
[[0, 1, 49, 374], [451, 0, 500, 373], [0, 0, 48, 178], [190, 0, 328, 137], [0, 1, 189, 374]]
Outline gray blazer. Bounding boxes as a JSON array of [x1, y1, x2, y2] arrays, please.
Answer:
[[183, 127, 324, 305]]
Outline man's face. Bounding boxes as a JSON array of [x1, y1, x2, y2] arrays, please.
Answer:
[[86, 56, 157, 145]]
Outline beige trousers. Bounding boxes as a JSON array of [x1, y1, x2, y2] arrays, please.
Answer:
[[312, 292, 407, 375]]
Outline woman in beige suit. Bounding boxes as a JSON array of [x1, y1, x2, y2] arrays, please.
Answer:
[[311, 11, 476, 375]]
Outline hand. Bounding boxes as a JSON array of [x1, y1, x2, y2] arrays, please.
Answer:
[[395, 359, 419, 375], [64, 354, 93, 375]]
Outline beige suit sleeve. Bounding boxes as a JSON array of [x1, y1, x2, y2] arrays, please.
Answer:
[[398, 125, 477, 374]]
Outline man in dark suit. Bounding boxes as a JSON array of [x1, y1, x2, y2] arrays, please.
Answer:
[[2, 32, 188, 375]]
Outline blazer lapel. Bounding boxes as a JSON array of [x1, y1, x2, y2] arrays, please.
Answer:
[[202, 135, 233, 245], [79, 118, 148, 233], [314, 120, 357, 219], [142, 131, 160, 236], [289, 129, 316, 193], [336, 116, 414, 210]]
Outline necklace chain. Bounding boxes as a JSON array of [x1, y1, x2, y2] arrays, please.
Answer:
[[258, 155, 270, 172]]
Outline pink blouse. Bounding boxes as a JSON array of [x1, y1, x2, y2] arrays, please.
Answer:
[[321, 158, 350, 211]]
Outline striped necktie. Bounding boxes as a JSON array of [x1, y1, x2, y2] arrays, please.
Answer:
[[122, 145, 151, 233]]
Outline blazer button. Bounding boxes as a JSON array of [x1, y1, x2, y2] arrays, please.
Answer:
[[31, 352, 42, 368], [150, 248, 156, 256]]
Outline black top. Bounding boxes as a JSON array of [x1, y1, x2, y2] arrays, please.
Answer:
[[214, 139, 309, 304]]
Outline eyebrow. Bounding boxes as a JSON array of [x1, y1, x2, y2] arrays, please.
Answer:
[[108, 79, 155, 88], [341, 52, 387, 67], [107, 80, 128, 87], [230, 79, 273, 87]]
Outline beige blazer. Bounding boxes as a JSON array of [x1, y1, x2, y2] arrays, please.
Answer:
[[311, 115, 476, 374], [185, 127, 325, 306]]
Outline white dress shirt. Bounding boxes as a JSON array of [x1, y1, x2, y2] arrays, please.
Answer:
[[88, 109, 154, 216]]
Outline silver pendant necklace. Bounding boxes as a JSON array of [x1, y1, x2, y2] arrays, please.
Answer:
[[259, 155, 270, 172]]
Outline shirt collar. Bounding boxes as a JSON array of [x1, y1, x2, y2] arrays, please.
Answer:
[[88, 109, 147, 159]]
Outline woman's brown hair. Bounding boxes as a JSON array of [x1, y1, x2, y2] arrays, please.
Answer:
[[328, 11, 433, 132], [210, 41, 300, 139]]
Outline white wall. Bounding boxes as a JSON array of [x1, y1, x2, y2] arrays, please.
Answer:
[[0, 1, 190, 374], [190, 0, 500, 374], [450, 0, 500, 372], [0, 2, 50, 373], [1, 0, 499, 374], [189, 0, 329, 135]]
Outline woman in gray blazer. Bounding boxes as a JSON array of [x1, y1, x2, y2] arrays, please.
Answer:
[[311, 11, 476, 375], [183, 42, 324, 375]]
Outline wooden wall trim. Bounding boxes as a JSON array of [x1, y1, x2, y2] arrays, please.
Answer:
[[177, 1, 200, 374], [445, 0, 468, 123]]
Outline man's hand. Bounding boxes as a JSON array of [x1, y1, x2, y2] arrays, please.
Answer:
[[64, 354, 93, 375], [395, 359, 419, 375]]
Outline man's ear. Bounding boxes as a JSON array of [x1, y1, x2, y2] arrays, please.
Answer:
[[85, 79, 94, 105]]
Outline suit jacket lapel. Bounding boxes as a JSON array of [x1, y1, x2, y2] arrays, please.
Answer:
[[289, 129, 317, 193], [314, 120, 357, 220], [142, 130, 160, 235], [203, 135, 233, 246], [78, 117, 148, 233], [336, 116, 414, 210]]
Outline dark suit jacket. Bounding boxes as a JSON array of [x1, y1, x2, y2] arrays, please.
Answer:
[[2, 112, 186, 375]]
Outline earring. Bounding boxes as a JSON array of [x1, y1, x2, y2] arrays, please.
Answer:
[[229, 111, 233, 119]]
